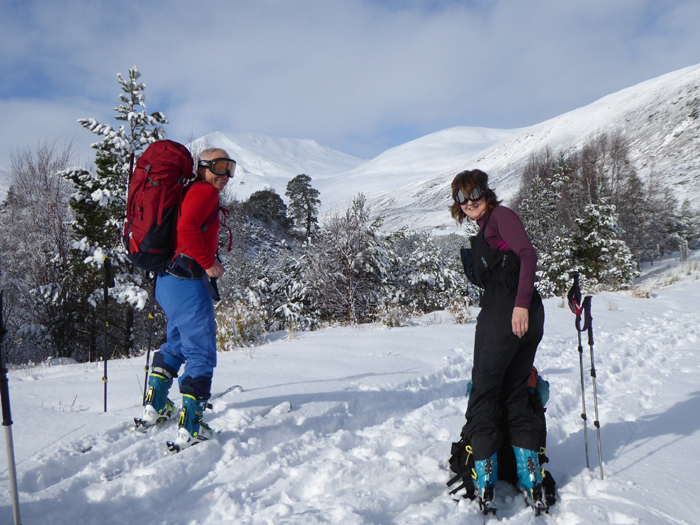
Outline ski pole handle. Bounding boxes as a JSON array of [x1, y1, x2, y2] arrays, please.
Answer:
[[567, 272, 582, 316]]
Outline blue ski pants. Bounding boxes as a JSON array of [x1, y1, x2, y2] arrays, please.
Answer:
[[153, 273, 217, 399]]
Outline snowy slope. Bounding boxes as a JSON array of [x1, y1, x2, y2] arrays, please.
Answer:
[[6, 63, 697, 221], [186, 127, 515, 213], [2, 251, 700, 524], [373, 63, 700, 233], [185, 63, 700, 234], [311, 126, 519, 213], [188, 131, 366, 202]]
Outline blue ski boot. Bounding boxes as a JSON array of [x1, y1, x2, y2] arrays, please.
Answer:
[[168, 394, 213, 452], [134, 369, 177, 431], [473, 452, 498, 515], [513, 446, 549, 515]]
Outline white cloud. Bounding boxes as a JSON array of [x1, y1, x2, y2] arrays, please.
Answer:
[[1, 0, 699, 169], [0, 98, 106, 170]]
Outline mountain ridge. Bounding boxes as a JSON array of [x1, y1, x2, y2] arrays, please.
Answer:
[[2, 63, 698, 231], [193, 63, 700, 234], [372, 62, 700, 233]]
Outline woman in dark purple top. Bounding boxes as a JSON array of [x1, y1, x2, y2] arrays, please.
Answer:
[[450, 169, 547, 514]]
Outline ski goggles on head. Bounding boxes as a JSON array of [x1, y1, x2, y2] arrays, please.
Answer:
[[453, 186, 486, 205], [199, 158, 237, 177]]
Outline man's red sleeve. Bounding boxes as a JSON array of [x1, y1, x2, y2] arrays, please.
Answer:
[[175, 182, 219, 270]]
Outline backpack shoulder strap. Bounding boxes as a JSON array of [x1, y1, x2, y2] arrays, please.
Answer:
[[201, 206, 233, 252]]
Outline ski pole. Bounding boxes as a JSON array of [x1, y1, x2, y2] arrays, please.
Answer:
[[103, 258, 115, 413], [0, 287, 23, 524], [142, 275, 155, 406], [567, 273, 590, 469], [575, 314, 590, 470], [582, 296, 604, 480]]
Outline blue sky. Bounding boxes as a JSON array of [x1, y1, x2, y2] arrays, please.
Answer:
[[1, 0, 700, 169]]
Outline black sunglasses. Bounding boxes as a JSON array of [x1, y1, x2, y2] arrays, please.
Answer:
[[199, 157, 237, 177], [453, 186, 486, 205]]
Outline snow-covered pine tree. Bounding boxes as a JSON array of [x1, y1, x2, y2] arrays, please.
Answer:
[[518, 174, 558, 256], [245, 248, 317, 334], [308, 194, 387, 324], [679, 200, 700, 249], [640, 170, 675, 264], [658, 188, 685, 254], [535, 227, 577, 298], [615, 171, 647, 265], [286, 174, 321, 239], [573, 201, 638, 290], [392, 232, 463, 313], [61, 66, 167, 357]]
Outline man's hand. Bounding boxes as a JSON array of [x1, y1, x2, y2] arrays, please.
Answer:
[[512, 307, 529, 338], [205, 260, 225, 278]]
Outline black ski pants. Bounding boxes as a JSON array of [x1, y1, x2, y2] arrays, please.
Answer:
[[463, 284, 544, 461]]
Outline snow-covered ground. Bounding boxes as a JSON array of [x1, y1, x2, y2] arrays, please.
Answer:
[[2, 251, 700, 524]]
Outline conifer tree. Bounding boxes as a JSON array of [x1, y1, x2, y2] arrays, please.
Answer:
[[400, 232, 464, 312], [244, 189, 291, 229], [61, 66, 167, 357], [285, 174, 321, 238], [616, 171, 647, 264], [246, 250, 316, 333], [679, 200, 700, 249], [519, 174, 558, 255], [536, 227, 577, 298], [573, 201, 638, 289], [308, 194, 385, 323]]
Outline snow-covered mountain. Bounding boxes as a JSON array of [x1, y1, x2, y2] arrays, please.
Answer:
[[187, 131, 366, 202], [5, 63, 697, 229], [189, 63, 700, 234], [189, 127, 517, 221], [372, 63, 700, 233], [311, 126, 519, 211]]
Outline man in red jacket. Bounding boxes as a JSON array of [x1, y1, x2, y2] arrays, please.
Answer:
[[137, 147, 234, 451]]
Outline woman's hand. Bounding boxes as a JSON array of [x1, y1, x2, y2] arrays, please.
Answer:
[[512, 307, 529, 338]]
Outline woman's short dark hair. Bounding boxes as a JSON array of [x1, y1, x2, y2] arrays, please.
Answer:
[[449, 169, 501, 224]]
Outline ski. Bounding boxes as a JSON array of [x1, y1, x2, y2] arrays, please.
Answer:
[[210, 384, 243, 401], [478, 498, 497, 521], [133, 415, 176, 432], [165, 398, 291, 455], [521, 487, 549, 517], [133, 399, 179, 432], [477, 485, 497, 518]]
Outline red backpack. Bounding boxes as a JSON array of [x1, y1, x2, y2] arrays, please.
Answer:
[[123, 140, 195, 272]]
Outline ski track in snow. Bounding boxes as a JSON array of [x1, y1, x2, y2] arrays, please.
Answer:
[[2, 256, 700, 524], [8, 353, 475, 525]]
